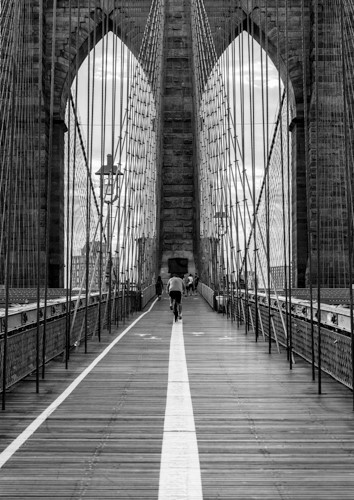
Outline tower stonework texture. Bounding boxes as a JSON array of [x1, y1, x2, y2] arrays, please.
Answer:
[[159, 0, 197, 279]]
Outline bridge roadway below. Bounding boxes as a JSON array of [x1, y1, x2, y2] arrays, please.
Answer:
[[0, 294, 354, 499]]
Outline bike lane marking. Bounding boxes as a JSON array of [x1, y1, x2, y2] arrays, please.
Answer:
[[158, 319, 203, 499], [0, 300, 158, 469]]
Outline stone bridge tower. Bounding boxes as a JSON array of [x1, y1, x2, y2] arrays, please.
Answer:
[[159, 0, 197, 279]]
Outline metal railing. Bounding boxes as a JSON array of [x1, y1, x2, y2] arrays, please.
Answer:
[[141, 283, 157, 309], [198, 282, 215, 308], [0, 289, 143, 394]]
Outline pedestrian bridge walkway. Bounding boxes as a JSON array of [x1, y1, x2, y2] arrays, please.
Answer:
[[0, 294, 354, 499]]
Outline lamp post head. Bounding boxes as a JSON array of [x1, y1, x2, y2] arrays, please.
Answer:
[[95, 154, 123, 202], [95, 154, 121, 177], [214, 211, 228, 236]]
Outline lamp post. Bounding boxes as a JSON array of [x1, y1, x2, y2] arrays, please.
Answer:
[[214, 211, 228, 289], [96, 154, 123, 335], [214, 210, 228, 314]]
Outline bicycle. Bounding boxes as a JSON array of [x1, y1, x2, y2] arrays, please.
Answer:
[[168, 287, 183, 322]]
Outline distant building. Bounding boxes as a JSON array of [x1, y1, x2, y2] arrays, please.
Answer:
[[270, 265, 292, 289], [71, 242, 107, 290]]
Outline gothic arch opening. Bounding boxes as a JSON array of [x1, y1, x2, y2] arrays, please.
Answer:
[[64, 30, 160, 290], [197, 30, 295, 291]]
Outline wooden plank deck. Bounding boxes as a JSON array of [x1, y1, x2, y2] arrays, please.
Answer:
[[1, 294, 354, 499]]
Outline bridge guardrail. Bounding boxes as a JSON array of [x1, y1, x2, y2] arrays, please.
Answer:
[[141, 284, 156, 309], [198, 283, 215, 308], [0, 293, 102, 336], [232, 291, 353, 390], [197, 286, 353, 391], [2, 287, 353, 394], [0, 289, 141, 393]]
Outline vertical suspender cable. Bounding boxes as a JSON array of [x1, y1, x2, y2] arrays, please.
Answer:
[[90, 11, 99, 339], [38, 0, 45, 379], [68, 5, 81, 353], [42, 0, 57, 390], [97, 26, 103, 340], [285, 0, 293, 369], [2, 8, 17, 410], [232, 15, 240, 327], [302, 0, 315, 380], [116, 20, 125, 327], [276, 0, 289, 357], [123, 48, 132, 321], [341, 2, 354, 409], [65, 0, 72, 364], [90, 4, 98, 333], [98, 19, 106, 342], [66, 4, 80, 367], [314, 0, 322, 394], [227, 0, 236, 320], [109, 16, 119, 333], [101, 11, 110, 329], [264, 0, 272, 353], [248, 0, 259, 342], [111, 12, 118, 326], [84, 0, 92, 351], [240, 28, 248, 332], [85, 0, 92, 350]]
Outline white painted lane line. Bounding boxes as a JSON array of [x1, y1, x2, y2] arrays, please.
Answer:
[[0, 299, 158, 469], [158, 320, 203, 500]]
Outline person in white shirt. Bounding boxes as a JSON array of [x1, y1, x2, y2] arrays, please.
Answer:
[[186, 273, 194, 296], [167, 274, 186, 319]]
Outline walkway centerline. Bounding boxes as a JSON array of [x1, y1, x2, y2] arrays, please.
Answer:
[[158, 318, 203, 499]]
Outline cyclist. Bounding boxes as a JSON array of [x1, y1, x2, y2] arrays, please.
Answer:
[[167, 274, 185, 320]]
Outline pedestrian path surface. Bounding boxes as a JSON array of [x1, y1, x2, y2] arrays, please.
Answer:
[[0, 294, 354, 499]]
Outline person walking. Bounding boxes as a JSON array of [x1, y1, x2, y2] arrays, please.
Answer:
[[194, 273, 199, 294], [155, 276, 163, 300], [186, 273, 194, 296]]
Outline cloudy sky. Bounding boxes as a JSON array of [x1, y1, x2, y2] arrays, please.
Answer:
[[74, 31, 281, 185]]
